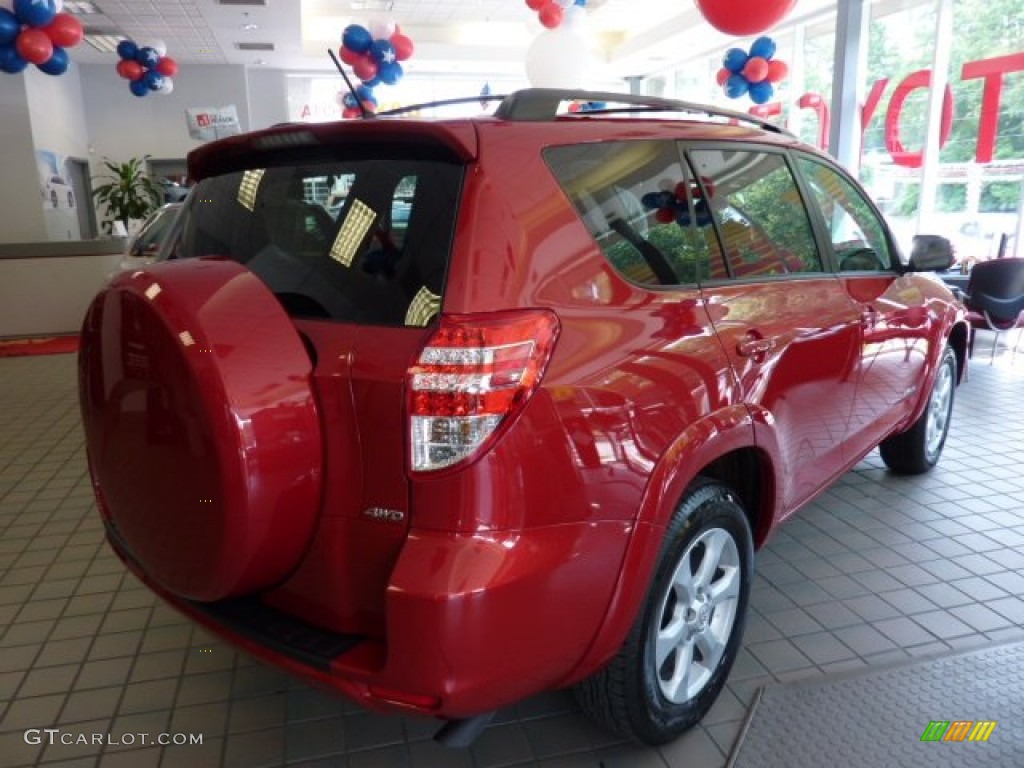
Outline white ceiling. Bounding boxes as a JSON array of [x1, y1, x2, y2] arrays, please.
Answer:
[[66, 0, 803, 80]]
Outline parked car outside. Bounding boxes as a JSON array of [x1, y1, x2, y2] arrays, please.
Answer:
[[78, 89, 968, 747]]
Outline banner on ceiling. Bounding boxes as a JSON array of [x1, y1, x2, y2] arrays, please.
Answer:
[[185, 105, 241, 141]]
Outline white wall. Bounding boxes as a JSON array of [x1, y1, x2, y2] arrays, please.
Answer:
[[80, 62, 251, 173], [25, 65, 92, 241], [247, 69, 290, 130], [0, 74, 47, 243]]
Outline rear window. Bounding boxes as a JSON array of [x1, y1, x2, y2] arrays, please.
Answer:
[[177, 157, 463, 326]]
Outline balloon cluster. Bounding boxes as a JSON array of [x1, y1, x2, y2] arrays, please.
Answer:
[[337, 84, 378, 119], [716, 37, 788, 105], [0, 0, 84, 76], [641, 179, 715, 227], [567, 100, 606, 113], [339, 18, 413, 93], [524, 0, 587, 30], [114, 39, 177, 97]]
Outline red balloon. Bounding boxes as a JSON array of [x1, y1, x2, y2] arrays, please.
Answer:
[[116, 59, 144, 80], [715, 67, 730, 86], [655, 207, 676, 224], [742, 56, 769, 83], [390, 33, 414, 62], [43, 13, 84, 48], [16, 28, 54, 66], [538, 2, 564, 28], [339, 46, 362, 66], [766, 58, 789, 83], [342, 107, 360, 119], [694, 0, 796, 36], [156, 56, 178, 77], [351, 55, 378, 82], [526, 0, 545, 9]]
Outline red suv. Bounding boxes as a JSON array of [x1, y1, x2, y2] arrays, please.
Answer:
[[78, 89, 967, 746]]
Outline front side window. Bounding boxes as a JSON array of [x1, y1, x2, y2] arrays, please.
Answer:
[[796, 155, 894, 272], [545, 141, 710, 286], [689, 149, 823, 279]]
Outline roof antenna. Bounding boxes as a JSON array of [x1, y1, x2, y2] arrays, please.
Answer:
[[327, 48, 372, 119]]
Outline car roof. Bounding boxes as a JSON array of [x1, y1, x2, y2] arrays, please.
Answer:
[[188, 88, 814, 181]]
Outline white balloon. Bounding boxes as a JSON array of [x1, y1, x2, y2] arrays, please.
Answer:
[[141, 38, 168, 57], [158, 78, 174, 94], [54, 0, 64, 11], [367, 17, 396, 39], [555, 0, 573, 7], [525, 28, 591, 89], [563, 4, 587, 30]]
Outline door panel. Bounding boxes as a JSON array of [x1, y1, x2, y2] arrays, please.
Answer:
[[688, 147, 861, 512], [793, 154, 931, 458]]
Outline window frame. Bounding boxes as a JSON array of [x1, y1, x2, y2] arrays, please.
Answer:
[[680, 142, 829, 286], [789, 149, 902, 275]]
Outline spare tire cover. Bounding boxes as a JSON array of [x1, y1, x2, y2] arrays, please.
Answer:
[[79, 258, 322, 601]]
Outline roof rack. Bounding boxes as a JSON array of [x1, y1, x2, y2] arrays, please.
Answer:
[[493, 88, 791, 136], [377, 95, 507, 117]]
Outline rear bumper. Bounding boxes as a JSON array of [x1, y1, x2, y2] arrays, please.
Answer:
[[106, 519, 630, 718]]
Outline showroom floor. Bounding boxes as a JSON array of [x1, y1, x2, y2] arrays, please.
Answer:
[[1, 341, 1023, 768]]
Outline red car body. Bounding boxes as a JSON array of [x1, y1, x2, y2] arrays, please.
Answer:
[[79, 91, 968, 737]]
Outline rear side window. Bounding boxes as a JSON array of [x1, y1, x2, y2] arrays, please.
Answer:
[[689, 149, 822, 279], [177, 158, 463, 326], [545, 141, 711, 286]]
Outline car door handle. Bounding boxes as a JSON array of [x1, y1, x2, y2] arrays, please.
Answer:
[[736, 336, 776, 358]]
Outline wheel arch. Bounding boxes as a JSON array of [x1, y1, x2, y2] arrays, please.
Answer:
[[559, 407, 776, 687]]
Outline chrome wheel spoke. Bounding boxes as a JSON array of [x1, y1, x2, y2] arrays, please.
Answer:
[[662, 637, 695, 703], [692, 530, 726, 591], [709, 564, 740, 604], [656, 615, 686, 670], [695, 626, 726, 671]]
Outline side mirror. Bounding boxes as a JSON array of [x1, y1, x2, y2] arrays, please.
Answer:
[[908, 235, 954, 272]]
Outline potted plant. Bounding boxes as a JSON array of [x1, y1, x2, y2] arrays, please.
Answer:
[[91, 156, 162, 236]]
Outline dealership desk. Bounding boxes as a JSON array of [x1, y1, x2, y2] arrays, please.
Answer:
[[0, 239, 127, 338]]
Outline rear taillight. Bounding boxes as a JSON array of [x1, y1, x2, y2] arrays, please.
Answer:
[[408, 310, 560, 472]]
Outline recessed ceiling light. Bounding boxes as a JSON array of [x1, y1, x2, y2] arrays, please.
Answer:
[[242, 22, 258, 30], [63, 1, 100, 13]]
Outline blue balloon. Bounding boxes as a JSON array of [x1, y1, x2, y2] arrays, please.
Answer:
[[0, 43, 27, 73], [136, 46, 160, 69], [658, 190, 676, 208], [116, 40, 138, 60], [370, 39, 396, 66], [723, 48, 748, 74], [641, 192, 662, 210], [749, 36, 777, 60], [362, 75, 381, 88], [37, 45, 68, 76], [0, 9, 20, 46], [378, 60, 403, 85], [342, 24, 372, 55], [724, 74, 749, 99], [143, 69, 165, 90], [14, 0, 57, 27], [749, 81, 775, 104], [342, 92, 358, 109], [129, 78, 149, 97], [355, 84, 376, 105], [575, 0, 587, 5]]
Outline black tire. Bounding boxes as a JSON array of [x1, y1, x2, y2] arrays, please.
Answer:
[[574, 478, 753, 745], [879, 345, 956, 475]]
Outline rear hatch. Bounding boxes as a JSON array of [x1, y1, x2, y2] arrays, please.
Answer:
[[79, 122, 472, 637]]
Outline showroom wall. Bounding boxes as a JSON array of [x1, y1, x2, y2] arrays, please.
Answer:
[[0, 75, 47, 243], [25, 66, 91, 242]]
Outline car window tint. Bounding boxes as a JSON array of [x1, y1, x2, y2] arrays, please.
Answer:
[[796, 156, 894, 272], [178, 158, 462, 327], [545, 141, 709, 286], [689, 149, 822, 279]]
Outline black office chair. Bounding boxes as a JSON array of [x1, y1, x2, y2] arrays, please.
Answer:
[[964, 257, 1024, 363]]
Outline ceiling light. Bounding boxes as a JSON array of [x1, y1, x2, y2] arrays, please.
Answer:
[[63, 1, 100, 13], [242, 22, 258, 30], [84, 34, 123, 52]]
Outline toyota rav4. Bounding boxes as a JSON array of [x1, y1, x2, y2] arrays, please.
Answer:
[[78, 88, 967, 746]]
